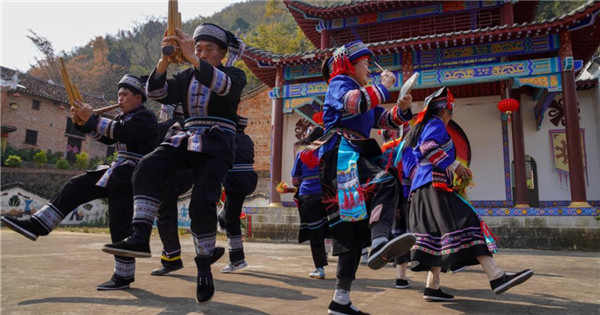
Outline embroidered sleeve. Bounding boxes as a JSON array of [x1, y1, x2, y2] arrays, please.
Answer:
[[341, 84, 390, 115], [418, 121, 456, 170], [194, 60, 245, 97]]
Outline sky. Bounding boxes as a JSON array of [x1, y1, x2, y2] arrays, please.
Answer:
[[1, 0, 239, 72]]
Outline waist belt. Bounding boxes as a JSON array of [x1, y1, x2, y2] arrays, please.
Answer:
[[96, 151, 144, 187], [184, 116, 236, 134]]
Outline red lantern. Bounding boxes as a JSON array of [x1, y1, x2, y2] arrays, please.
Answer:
[[498, 98, 519, 115]]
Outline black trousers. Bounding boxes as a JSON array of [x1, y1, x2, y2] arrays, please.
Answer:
[[132, 145, 230, 253], [156, 169, 193, 266], [48, 166, 135, 274], [221, 191, 246, 262]]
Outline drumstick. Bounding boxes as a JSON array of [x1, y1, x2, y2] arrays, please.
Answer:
[[373, 60, 385, 72]]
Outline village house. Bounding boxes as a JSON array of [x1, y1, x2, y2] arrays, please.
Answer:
[[1, 66, 118, 162]]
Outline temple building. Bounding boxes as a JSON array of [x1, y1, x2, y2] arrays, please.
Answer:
[[240, 0, 600, 249]]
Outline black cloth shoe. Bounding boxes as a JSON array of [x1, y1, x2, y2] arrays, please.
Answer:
[[490, 269, 533, 294], [151, 262, 184, 276], [395, 278, 410, 289], [367, 233, 416, 270], [327, 300, 370, 315], [102, 237, 151, 258], [97, 274, 134, 291], [194, 248, 225, 304], [423, 288, 455, 301], [1, 216, 46, 241]]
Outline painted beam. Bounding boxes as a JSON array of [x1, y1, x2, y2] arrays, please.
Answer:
[[279, 57, 564, 99], [414, 34, 560, 66], [316, 1, 504, 32]]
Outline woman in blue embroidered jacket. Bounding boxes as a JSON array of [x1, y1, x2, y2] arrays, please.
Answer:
[[290, 126, 331, 280], [102, 23, 247, 304], [404, 86, 533, 301], [318, 40, 416, 315]]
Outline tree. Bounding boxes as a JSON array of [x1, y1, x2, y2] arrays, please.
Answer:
[[26, 30, 62, 83]]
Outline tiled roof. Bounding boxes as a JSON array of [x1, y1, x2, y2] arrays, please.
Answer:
[[251, 0, 598, 63], [285, 1, 540, 47], [243, 0, 600, 87], [1, 66, 112, 111]]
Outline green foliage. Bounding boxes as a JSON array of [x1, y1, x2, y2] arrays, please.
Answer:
[[535, 1, 587, 22], [105, 151, 118, 164], [33, 150, 48, 167], [4, 155, 22, 167], [89, 156, 104, 170], [75, 152, 89, 170], [46, 150, 63, 165], [55, 158, 70, 170]]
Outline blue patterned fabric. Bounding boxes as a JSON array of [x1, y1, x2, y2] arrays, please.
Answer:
[[336, 138, 367, 222], [411, 117, 456, 191]]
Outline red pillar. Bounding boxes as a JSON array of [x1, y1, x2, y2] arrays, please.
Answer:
[[509, 90, 529, 208], [320, 29, 331, 50], [560, 30, 590, 207], [269, 68, 284, 206]]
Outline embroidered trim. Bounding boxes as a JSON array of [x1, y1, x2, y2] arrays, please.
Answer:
[[132, 195, 160, 226], [147, 82, 168, 100], [96, 117, 114, 137], [32, 203, 64, 232]]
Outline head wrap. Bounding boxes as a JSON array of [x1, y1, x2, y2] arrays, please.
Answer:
[[326, 40, 373, 82], [193, 23, 245, 67], [414, 86, 455, 124], [118, 74, 147, 102]]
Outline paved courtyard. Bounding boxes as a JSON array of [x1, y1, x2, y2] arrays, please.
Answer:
[[1, 230, 599, 314]]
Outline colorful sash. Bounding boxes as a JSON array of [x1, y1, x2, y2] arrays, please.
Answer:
[[455, 193, 498, 254], [337, 138, 367, 222]]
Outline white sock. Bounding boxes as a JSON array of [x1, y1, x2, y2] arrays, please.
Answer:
[[333, 289, 350, 305], [477, 256, 504, 281]]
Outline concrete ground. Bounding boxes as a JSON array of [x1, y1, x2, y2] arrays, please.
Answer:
[[1, 230, 599, 315]]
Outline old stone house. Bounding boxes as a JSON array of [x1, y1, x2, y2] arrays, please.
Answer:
[[1, 66, 118, 162]]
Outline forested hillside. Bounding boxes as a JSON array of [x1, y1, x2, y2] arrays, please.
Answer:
[[23, 0, 588, 107]]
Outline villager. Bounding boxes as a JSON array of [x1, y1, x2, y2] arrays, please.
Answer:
[[1, 74, 158, 291], [288, 125, 331, 280], [318, 40, 416, 315], [217, 116, 258, 273], [150, 104, 192, 277], [404, 86, 533, 301], [101, 23, 247, 304]]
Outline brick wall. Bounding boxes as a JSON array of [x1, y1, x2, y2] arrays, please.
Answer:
[[2, 93, 108, 159], [237, 85, 272, 172]]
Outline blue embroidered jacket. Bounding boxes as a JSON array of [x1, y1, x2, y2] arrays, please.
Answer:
[[291, 152, 321, 196], [410, 117, 457, 192]]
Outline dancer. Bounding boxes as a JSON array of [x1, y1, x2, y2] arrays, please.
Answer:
[[101, 23, 246, 303], [218, 116, 258, 273], [289, 126, 331, 279], [151, 104, 193, 276], [1, 75, 158, 290], [318, 40, 416, 315], [404, 86, 533, 301]]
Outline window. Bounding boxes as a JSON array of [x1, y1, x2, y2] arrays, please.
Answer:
[[25, 129, 38, 145], [32, 100, 41, 111]]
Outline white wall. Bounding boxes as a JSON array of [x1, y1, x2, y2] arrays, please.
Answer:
[[277, 89, 600, 204], [453, 96, 507, 201], [520, 89, 600, 201]]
